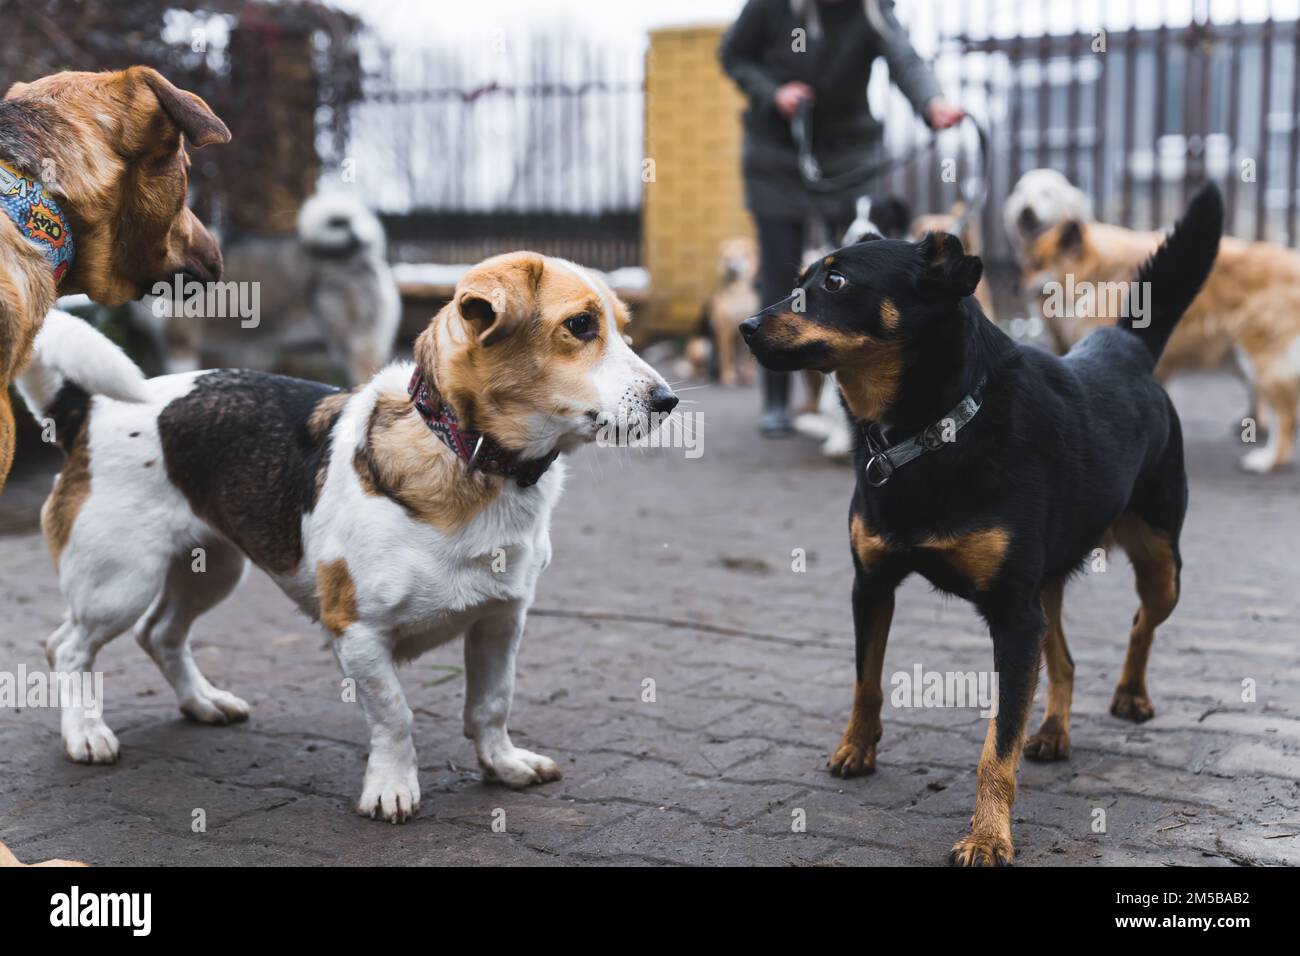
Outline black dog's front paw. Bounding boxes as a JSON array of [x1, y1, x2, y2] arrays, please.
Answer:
[[828, 737, 877, 777], [1023, 717, 1070, 761], [1110, 688, 1154, 723]]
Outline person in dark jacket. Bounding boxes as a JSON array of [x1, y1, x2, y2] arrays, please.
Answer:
[[721, 0, 963, 435]]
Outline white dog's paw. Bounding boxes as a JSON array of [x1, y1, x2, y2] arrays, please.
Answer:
[[63, 716, 120, 764], [180, 686, 250, 725], [481, 747, 563, 789], [356, 758, 420, 824], [1241, 447, 1278, 474]]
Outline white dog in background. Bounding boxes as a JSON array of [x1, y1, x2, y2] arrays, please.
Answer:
[[1002, 169, 1092, 256], [295, 193, 402, 384], [199, 192, 401, 385]]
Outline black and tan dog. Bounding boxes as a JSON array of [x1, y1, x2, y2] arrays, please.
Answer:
[[740, 184, 1223, 865]]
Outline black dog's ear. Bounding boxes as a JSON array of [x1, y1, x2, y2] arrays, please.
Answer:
[[918, 231, 982, 299]]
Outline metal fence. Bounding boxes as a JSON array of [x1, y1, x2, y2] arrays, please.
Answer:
[[876, 2, 1300, 286], [342, 4, 1300, 288], [345, 29, 644, 270]]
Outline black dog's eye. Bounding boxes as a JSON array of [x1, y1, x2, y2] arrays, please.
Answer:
[[564, 313, 596, 339], [823, 270, 847, 293]]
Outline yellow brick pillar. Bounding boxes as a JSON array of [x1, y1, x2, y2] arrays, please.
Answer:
[[642, 24, 754, 338]]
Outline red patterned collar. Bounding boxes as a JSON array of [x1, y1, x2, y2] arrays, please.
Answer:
[[407, 368, 559, 488]]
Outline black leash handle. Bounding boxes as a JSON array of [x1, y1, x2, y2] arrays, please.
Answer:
[[792, 100, 990, 234]]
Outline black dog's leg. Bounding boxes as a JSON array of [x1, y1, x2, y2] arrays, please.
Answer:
[[1110, 514, 1181, 722], [950, 599, 1044, 866], [1024, 578, 1074, 761], [829, 571, 896, 777]]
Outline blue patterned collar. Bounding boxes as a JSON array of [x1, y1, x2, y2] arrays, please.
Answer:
[[0, 159, 74, 283]]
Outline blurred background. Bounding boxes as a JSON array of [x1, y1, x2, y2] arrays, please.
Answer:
[[9, 1, 1300, 335]]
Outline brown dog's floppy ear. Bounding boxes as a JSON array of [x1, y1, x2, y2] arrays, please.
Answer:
[[454, 254, 543, 347], [457, 288, 514, 347], [918, 231, 983, 299], [132, 67, 231, 148]]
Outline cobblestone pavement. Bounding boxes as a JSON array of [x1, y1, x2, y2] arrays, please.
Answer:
[[1, 371, 1298, 866]]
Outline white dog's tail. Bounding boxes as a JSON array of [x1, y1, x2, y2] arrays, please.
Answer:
[[16, 309, 149, 420]]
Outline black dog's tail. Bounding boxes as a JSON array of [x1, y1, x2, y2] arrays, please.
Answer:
[[1119, 182, 1223, 363]]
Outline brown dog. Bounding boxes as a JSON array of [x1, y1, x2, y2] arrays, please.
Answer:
[[0, 839, 85, 867], [688, 236, 759, 387], [0, 67, 230, 489], [1022, 218, 1300, 473]]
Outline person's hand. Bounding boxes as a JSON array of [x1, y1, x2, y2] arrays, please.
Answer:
[[773, 81, 814, 120], [925, 98, 964, 130]]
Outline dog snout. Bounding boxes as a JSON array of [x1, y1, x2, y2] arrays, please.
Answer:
[[648, 385, 679, 414], [739, 316, 760, 339], [1017, 206, 1040, 235]]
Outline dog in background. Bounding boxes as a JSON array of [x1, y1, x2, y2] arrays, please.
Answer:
[[1003, 168, 1092, 258], [742, 184, 1223, 865], [1003, 169, 1093, 352], [197, 192, 400, 385], [0, 67, 229, 490], [687, 236, 759, 386], [18, 254, 677, 822], [1021, 212, 1300, 473]]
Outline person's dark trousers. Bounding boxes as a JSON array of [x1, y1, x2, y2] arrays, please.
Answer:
[[753, 214, 850, 434], [754, 216, 805, 434]]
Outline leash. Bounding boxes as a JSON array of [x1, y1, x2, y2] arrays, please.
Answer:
[[859, 375, 986, 487], [792, 101, 990, 238]]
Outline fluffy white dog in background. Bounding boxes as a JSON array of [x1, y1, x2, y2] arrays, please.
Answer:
[[295, 192, 402, 384], [198, 192, 401, 385], [1002, 169, 1092, 256]]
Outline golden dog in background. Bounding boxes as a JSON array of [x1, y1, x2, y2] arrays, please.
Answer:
[[1021, 218, 1300, 473]]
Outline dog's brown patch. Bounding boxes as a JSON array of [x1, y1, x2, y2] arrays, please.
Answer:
[[308, 390, 351, 505], [1108, 513, 1178, 721], [41, 425, 92, 568], [317, 558, 358, 638], [849, 513, 891, 571], [828, 591, 895, 778], [308, 391, 351, 441], [878, 298, 901, 332], [834, 342, 904, 422], [919, 527, 1010, 591], [1024, 578, 1074, 762], [354, 393, 501, 533], [950, 717, 1021, 866]]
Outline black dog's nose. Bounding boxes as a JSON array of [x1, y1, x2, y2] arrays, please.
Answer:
[[1017, 206, 1040, 234], [648, 385, 679, 414], [739, 316, 760, 339]]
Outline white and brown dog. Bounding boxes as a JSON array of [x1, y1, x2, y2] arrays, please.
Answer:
[[18, 252, 677, 823]]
